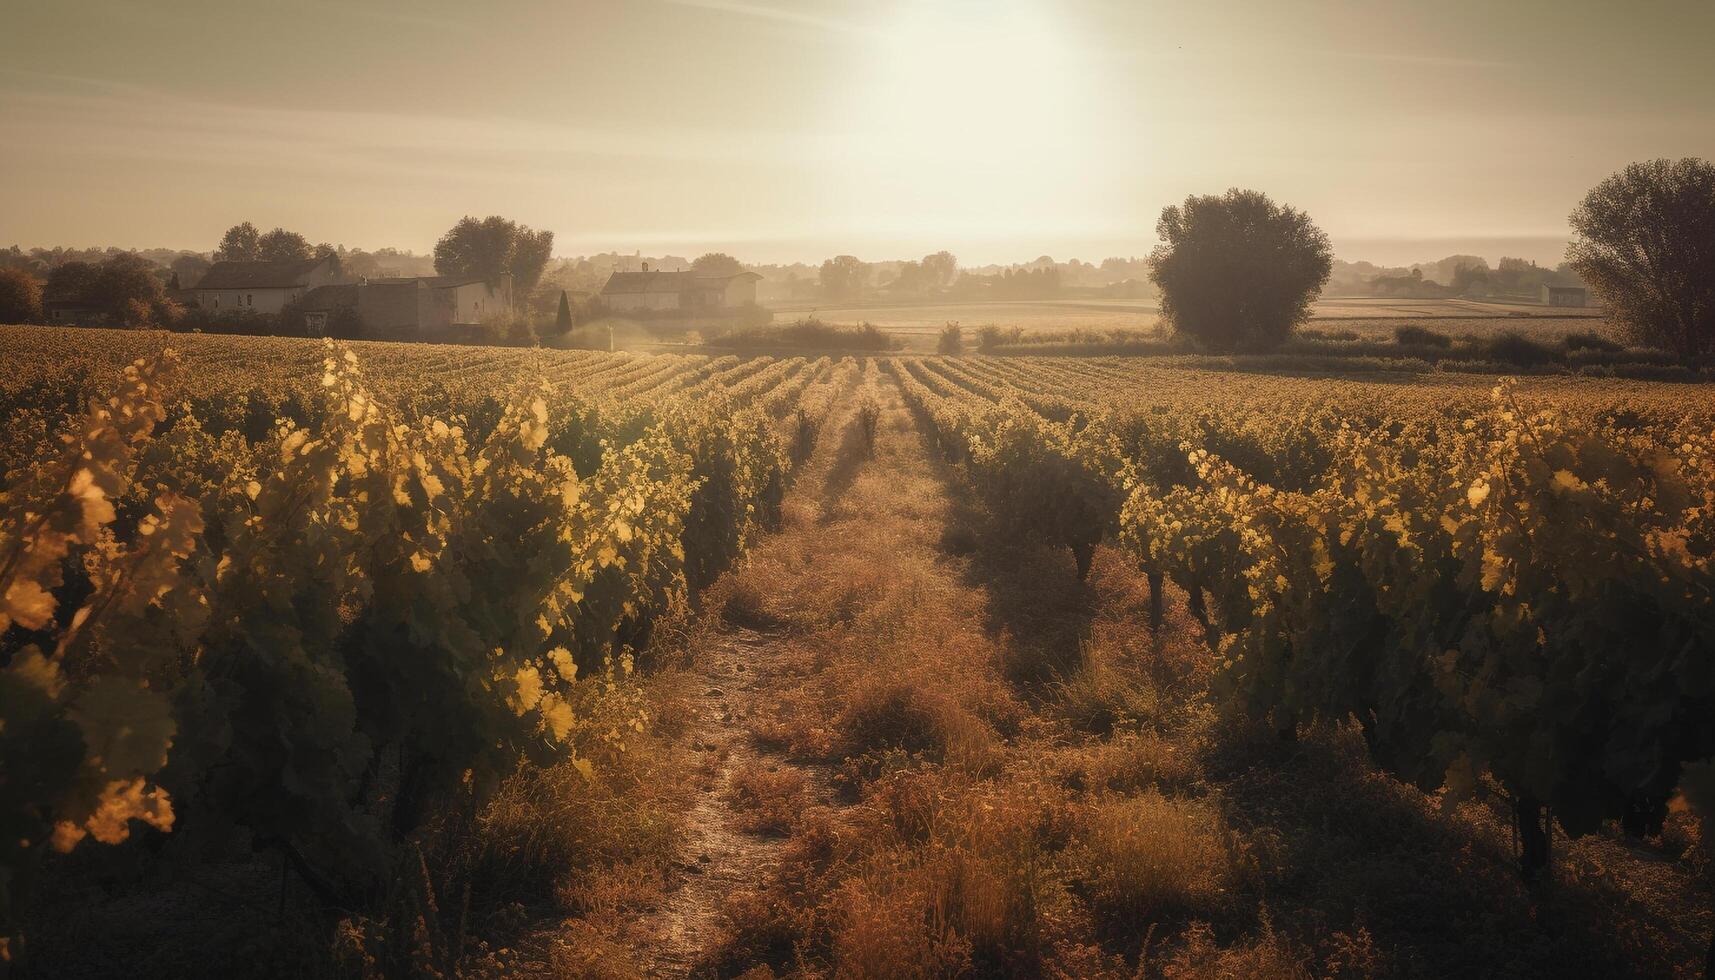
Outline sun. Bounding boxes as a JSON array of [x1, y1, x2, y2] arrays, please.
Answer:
[[824, 0, 1118, 246]]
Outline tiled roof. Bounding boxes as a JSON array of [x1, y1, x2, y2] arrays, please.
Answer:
[[194, 257, 330, 290], [600, 270, 759, 295], [297, 284, 360, 311]]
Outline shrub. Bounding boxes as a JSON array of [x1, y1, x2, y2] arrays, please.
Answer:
[[1392, 324, 1452, 348], [976, 325, 1025, 351], [1296, 327, 1361, 342], [708, 317, 897, 351], [1070, 792, 1227, 931], [838, 680, 952, 757], [937, 322, 963, 355], [1563, 329, 1623, 352], [1050, 656, 1162, 736], [174, 307, 286, 336], [1484, 330, 1559, 367], [962, 407, 1127, 579], [477, 312, 537, 347], [857, 396, 881, 456], [790, 406, 819, 467]]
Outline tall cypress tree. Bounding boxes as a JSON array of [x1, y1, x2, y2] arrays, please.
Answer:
[[555, 290, 572, 331]]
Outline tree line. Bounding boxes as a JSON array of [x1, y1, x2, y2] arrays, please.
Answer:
[[1146, 157, 1715, 361]]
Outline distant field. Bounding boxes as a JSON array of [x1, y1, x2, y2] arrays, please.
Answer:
[[773, 296, 1611, 350], [1312, 296, 1604, 318], [770, 298, 1163, 348]]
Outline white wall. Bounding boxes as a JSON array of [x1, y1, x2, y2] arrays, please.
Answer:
[[443, 280, 511, 323], [196, 286, 300, 314], [723, 278, 758, 307], [607, 291, 682, 312]]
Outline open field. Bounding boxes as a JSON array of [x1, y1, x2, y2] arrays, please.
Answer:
[[769, 297, 1611, 350], [4, 326, 1713, 977]]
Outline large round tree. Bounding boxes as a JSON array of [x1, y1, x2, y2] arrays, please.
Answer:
[[434, 216, 554, 296], [1149, 189, 1332, 352], [0, 268, 44, 324], [1567, 158, 1715, 361]]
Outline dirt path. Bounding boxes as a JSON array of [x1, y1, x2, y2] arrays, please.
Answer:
[[546, 357, 1715, 980], [629, 365, 891, 977], [630, 626, 821, 976]]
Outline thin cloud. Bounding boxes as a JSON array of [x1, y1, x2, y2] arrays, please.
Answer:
[[0, 83, 806, 187], [299, 1, 470, 32], [1317, 47, 1513, 70], [658, 0, 874, 37]]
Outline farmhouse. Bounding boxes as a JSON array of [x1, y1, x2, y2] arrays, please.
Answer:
[[1541, 284, 1588, 308], [600, 265, 761, 313], [294, 274, 514, 336], [365, 274, 513, 327], [191, 256, 341, 314], [44, 300, 112, 326]]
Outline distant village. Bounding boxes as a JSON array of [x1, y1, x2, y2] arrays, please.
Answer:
[[0, 216, 1588, 343]]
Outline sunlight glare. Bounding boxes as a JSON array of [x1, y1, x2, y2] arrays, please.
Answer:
[[828, 0, 1117, 245]]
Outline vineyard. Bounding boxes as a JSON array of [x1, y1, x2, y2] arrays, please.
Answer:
[[889, 353, 1715, 874], [3, 325, 1713, 976]]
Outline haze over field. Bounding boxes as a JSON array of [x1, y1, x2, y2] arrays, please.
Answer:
[[4, 0, 1713, 266]]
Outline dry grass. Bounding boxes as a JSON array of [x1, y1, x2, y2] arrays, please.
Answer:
[[1069, 792, 1230, 933], [467, 737, 688, 907], [670, 368, 1715, 979], [728, 764, 808, 836]]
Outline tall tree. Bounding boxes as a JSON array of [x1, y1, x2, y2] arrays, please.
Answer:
[[433, 216, 555, 296], [691, 252, 745, 277], [819, 255, 867, 300], [1567, 158, 1715, 361], [215, 222, 261, 262], [256, 228, 313, 263], [46, 256, 177, 327], [170, 253, 211, 286], [920, 250, 958, 288], [0, 268, 44, 324], [1149, 188, 1331, 353], [44, 261, 100, 304], [94, 254, 177, 326]]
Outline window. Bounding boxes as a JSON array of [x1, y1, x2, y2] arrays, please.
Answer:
[[246, 294, 253, 307]]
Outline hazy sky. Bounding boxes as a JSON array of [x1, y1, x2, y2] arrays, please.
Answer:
[[3, 0, 1713, 266]]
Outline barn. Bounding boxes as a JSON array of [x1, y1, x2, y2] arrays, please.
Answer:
[[600, 265, 761, 313], [1541, 284, 1588, 308]]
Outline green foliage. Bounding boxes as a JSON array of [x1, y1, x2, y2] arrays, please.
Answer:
[[1393, 324, 1452, 348], [966, 406, 1125, 578], [256, 228, 313, 263], [709, 318, 896, 351], [0, 355, 193, 948], [891, 359, 1124, 578], [1150, 188, 1333, 353], [0, 339, 798, 952], [937, 322, 963, 355], [818, 255, 867, 300], [1483, 330, 1557, 367], [214, 222, 261, 262], [1117, 382, 1715, 875], [1568, 158, 1715, 361], [434, 215, 555, 296], [691, 253, 746, 277], [0, 268, 44, 324], [556, 290, 574, 332]]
